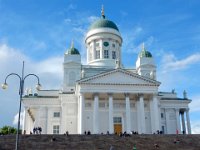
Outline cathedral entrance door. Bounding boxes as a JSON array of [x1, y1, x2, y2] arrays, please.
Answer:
[[113, 117, 122, 134], [114, 124, 122, 134]]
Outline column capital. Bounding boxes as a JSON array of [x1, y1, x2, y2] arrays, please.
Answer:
[[137, 93, 144, 97], [175, 108, 180, 111], [186, 108, 190, 112], [124, 93, 129, 97], [93, 93, 99, 97], [107, 93, 113, 96]]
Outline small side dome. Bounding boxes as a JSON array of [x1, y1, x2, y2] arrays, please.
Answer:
[[89, 6, 119, 31], [66, 41, 80, 55], [138, 43, 152, 58]]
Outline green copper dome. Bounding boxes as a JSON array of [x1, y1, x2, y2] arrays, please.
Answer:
[[66, 42, 80, 55], [89, 17, 119, 31], [139, 50, 152, 58], [89, 6, 119, 31], [138, 44, 152, 58]]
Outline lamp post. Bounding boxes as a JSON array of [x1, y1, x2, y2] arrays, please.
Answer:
[[1, 61, 41, 150]]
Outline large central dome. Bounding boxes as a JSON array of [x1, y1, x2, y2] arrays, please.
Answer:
[[89, 17, 119, 31], [85, 6, 122, 68], [89, 6, 119, 31]]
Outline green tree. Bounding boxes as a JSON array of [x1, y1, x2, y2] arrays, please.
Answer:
[[0, 126, 17, 135]]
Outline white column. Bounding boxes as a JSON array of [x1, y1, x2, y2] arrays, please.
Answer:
[[92, 41, 95, 60], [22, 108, 27, 134], [137, 94, 145, 134], [87, 46, 90, 63], [79, 93, 85, 134], [100, 39, 103, 59], [175, 108, 181, 134], [93, 94, 99, 134], [153, 95, 160, 131], [186, 109, 191, 134], [125, 93, 131, 133], [181, 112, 186, 134], [108, 94, 114, 133]]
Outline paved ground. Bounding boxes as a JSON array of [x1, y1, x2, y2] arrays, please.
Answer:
[[0, 134, 200, 150]]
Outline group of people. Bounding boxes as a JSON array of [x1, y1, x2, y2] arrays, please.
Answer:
[[84, 130, 91, 135], [32, 127, 42, 134]]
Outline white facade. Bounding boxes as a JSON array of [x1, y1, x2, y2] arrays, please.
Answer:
[[22, 10, 191, 135]]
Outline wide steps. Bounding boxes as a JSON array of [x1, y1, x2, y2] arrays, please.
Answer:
[[0, 134, 200, 150]]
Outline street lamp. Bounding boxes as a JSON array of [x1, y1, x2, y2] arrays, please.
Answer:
[[1, 61, 41, 150]]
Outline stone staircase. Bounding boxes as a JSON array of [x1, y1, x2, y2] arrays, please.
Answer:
[[0, 134, 200, 150]]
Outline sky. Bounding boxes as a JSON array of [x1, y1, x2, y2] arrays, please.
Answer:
[[0, 0, 200, 133]]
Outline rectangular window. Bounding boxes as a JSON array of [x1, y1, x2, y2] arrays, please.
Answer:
[[104, 50, 109, 58], [113, 117, 122, 124], [96, 50, 100, 59], [53, 112, 60, 117], [112, 43, 115, 48], [112, 51, 116, 59], [53, 125, 59, 134], [161, 113, 164, 118]]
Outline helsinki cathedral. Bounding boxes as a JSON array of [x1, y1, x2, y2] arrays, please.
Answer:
[[22, 8, 191, 135]]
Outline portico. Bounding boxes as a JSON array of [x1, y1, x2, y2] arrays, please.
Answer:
[[78, 91, 160, 134], [76, 69, 160, 134]]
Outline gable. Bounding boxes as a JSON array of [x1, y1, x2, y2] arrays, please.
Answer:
[[78, 69, 160, 86]]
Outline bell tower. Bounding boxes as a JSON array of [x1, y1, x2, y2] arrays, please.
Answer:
[[136, 43, 156, 79], [63, 41, 81, 92]]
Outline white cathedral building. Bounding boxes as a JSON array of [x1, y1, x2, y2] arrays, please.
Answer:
[[22, 9, 191, 135]]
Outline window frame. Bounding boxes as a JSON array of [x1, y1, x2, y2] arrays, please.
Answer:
[[53, 112, 60, 118], [53, 125, 60, 134], [104, 50, 109, 58]]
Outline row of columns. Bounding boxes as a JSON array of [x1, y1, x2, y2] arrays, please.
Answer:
[[79, 93, 160, 134], [165, 108, 191, 134], [181, 109, 191, 134]]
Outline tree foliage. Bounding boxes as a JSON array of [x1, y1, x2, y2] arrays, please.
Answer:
[[0, 126, 17, 135]]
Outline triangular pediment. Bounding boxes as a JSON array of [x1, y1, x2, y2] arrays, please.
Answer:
[[78, 69, 160, 86]]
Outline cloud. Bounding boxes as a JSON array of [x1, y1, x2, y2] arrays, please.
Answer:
[[13, 112, 24, 126], [191, 121, 200, 134], [65, 3, 76, 12], [161, 53, 200, 73], [0, 42, 63, 127], [190, 95, 200, 112], [87, 16, 99, 24], [64, 18, 71, 24]]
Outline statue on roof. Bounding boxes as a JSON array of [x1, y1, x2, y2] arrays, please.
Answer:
[[183, 90, 187, 99]]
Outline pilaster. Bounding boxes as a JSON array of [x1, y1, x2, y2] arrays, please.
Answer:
[[79, 93, 85, 134]]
